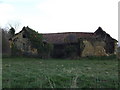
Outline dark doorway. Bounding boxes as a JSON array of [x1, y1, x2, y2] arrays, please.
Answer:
[[51, 43, 80, 58], [51, 44, 65, 58]]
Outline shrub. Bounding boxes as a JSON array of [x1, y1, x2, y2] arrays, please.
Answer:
[[11, 43, 22, 56], [25, 27, 53, 58]]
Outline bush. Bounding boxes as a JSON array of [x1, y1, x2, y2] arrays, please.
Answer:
[[26, 27, 53, 58], [11, 43, 22, 56]]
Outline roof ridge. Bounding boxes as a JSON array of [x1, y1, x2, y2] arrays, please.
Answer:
[[42, 32, 94, 35]]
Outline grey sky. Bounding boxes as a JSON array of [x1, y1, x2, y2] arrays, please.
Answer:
[[0, 0, 119, 40]]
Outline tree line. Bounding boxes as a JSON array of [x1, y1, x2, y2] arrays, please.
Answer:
[[1, 27, 15, 56]]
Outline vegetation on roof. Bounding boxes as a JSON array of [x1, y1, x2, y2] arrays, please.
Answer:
[[24, 26, 53, 58], [25, 27, 43, 49]]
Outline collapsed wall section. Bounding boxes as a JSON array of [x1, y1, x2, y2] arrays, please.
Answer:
[[80, 38, 107, 57]]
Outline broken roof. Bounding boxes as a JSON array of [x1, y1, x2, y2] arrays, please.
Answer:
[[42, 32, 95, 44], [11, 26, 117, 44]]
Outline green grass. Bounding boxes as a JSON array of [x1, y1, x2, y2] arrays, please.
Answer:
[[2, 57, 119, 88]]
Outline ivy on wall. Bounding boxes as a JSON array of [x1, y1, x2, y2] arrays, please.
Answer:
[[25, 27, 53, 58]]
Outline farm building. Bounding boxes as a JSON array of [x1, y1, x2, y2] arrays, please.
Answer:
[[9, 26, 117, 58]]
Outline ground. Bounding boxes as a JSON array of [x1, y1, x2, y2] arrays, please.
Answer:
[[2, 56, 118, 88]]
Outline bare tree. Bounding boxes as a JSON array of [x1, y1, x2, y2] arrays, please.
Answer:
[[1, 28, 11, 56], [7, 20, 21, 30], [8, 27, 15, 38], [1, 21, 21, 56], [5, 21, 21, 38]]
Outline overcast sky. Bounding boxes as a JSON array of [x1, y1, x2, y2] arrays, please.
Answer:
[[0, 0, 119, 40]]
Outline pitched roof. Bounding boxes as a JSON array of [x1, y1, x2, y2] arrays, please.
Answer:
[[42, 32, 95, 44], [12, 26, 117, 44]]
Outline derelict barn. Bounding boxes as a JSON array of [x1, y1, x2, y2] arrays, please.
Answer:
[[9, 26, 117, 58], [43, 32, 94, 58]]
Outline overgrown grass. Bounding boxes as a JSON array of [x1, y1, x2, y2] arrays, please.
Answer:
[[2, 57, 119, 88]]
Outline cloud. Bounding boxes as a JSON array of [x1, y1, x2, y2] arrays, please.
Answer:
[[0, 3, 15, 27], [0, 0, 118, 40], [2, 0, 40, 3], [0, 3, 14, 12], [35, 0, 118, 39], [36, 0, 117, 27], [0, 0, 3, 3]]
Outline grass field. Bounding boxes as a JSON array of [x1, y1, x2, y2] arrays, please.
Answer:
[[2, 56, 119, 88]]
